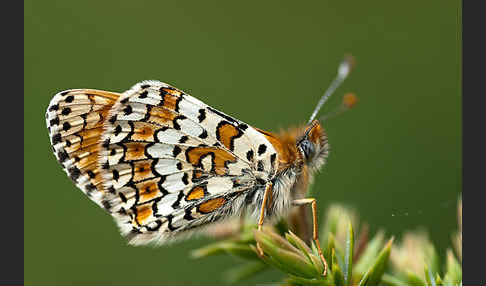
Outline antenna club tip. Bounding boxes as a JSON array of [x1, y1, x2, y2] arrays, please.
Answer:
[[343, 92, 358, 109], [344, 54, 356, 70], [338, 54, 356, 78]]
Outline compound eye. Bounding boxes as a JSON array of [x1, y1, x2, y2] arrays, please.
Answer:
[[299, 140, 315, 160]]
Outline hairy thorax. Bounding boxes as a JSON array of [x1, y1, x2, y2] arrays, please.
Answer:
[[249, 125, 326, 221]]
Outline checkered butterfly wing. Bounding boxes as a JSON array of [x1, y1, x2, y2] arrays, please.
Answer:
[[46, 89, 121, 207], [48, 81, 278, 245]]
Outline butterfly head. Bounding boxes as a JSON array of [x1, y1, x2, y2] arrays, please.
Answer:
[[296, 120, 328, 171]]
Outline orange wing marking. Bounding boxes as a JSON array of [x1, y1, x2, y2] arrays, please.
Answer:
[[124, 142, 149, 161], [186, 147, 236, 175], [186, 186, 205, 201], [198, 197, 226, 213], [216, 122, 241, 151]]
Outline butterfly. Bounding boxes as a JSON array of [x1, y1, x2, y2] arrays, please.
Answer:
[[45, 56, 355, 276]]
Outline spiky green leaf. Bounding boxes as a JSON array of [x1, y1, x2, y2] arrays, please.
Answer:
[[286, 231, 313, 263], [357, 238, 393, 286], [287, 273, 335, 286], [405, 271, 427, 286], [343, 222, 354, 285], [332, 249, 345, 286], [353, 231, 385, 276], [254, 229, 319, 278]]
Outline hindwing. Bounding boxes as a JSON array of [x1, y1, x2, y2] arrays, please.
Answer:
[[45, 89, 121, 206]]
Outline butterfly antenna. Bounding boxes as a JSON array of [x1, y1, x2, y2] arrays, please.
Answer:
[[320, 92, 358, 121], [308, 55, 355, 124]]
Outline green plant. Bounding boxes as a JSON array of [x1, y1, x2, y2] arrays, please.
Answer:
[[191, 199, 462, 286]]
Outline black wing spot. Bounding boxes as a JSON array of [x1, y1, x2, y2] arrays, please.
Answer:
[[86, 183, 96, 192], [179, 136, 188, 143], [109, 115, 117, 124], [171, 191, 185, 208], [239, 123, 248, 130], [114, 125, 122, 136], [52, 133, 62, 144], [167, 215, 180, 231], [102, 139, 110, 149], [175, 115, 186, 130], [172, 146, 182, 157], [87, 170, 96, 179], [182, 173, 189, 185], [174, 95, 183, 113], [61, 107, 71, 115], [65, 95, 74, 103], [139, 90, 148, 98], [49, 104, 59, 111], [57, 150, 69, 163], [112, 169, 120, 181], [49, 117, 60, 126], [123, 105, 133, 115], [68, 166, 81, 181], [118, 207, 127, 216], [62, 122, 71, 131], [246, 150, 254, 161], [184, 209, 195, 221], [173, 117, 182, 130], [141, 84, 151, 89], [102, 200, 112, 211], [258, 144, 267, 156], [199, 130, 208, 139], [119, 192, 128, 203], [198, 109, 206, 122], [108, 186, 116, 194]]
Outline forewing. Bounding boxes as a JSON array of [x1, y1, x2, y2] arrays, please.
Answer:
[[99, 80, 278, 244], [46, 89, 121, 206]]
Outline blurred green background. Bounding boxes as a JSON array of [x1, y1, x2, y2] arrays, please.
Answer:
[[24, 0, 461, 285]]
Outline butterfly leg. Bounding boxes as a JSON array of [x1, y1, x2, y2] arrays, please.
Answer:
[[292, 198, 328, 276], [256, 181, 273, 257]]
